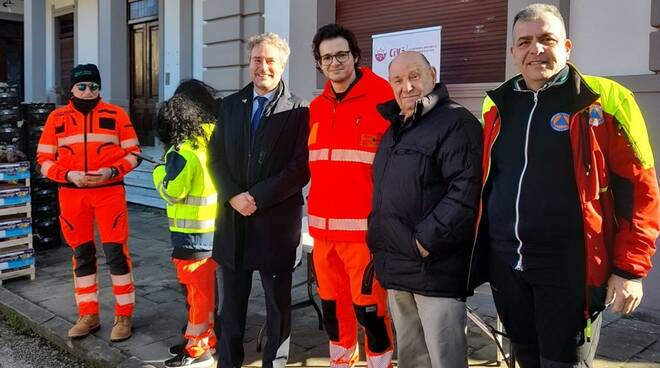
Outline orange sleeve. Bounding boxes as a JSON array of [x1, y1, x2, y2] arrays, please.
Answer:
[[606, 114, 660, 279], [36, 112, 69, 183], [109, 107, 141, 177]]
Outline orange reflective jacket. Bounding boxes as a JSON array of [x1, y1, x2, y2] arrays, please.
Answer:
[[308, 68, 393, 242], [37, 100, 141, 184]]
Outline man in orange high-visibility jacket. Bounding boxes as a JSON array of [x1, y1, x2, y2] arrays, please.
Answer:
[[37, 64, 140, 342], [308, 24, 394, 367]]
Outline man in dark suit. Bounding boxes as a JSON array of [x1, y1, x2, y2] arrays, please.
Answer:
[[207, 32, 310, 368]]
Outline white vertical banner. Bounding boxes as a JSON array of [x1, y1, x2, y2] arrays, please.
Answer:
[[371, 26, 442, 82]]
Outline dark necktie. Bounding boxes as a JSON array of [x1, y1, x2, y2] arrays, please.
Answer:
[[251, 96, 268, 143]]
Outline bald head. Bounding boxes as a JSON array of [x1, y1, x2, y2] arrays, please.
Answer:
[[388, 51, 437, 119], [388, 51, 431, 72]]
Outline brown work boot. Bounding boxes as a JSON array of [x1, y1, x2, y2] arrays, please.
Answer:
[[110, 315, 133, 342], [68, 314, 100, 338]]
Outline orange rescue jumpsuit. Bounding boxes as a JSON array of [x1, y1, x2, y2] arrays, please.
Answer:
[[37, 99, 140, 317], [308, 68, 394, 367]]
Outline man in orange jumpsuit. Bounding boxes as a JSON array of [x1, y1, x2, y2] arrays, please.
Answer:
[[308, 24, 394, 367], [37, 64, 140, 342]]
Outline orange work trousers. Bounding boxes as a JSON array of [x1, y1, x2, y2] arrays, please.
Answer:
[[313, 239, 393, 368], [59, 185, 134, 317], [173, 257, 218, 358]]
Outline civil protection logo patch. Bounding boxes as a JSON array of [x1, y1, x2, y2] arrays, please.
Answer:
[[550, 112, 570, 132], [589, 104, 604, 126]]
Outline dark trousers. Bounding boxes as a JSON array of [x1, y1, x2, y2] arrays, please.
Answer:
[[489, 255, 602, 368], [216, 266, 292, 368]]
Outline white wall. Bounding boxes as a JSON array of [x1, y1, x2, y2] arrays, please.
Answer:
[[24, 0, 47, 101], [288, 0, 318, 102], [264, 0, 320, 101], [45, 1, 54, 99], [75, 0, 97, 65], [45, 0, 115, 102], [192, 0, 203, 81], [264, 0, 291, 83], [569, 0, 653, 76], [45, 0, 74, 102], [162, 0, 181, 99]]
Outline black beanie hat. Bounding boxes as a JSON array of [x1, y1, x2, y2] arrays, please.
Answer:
[[70, 64, 101, 89]]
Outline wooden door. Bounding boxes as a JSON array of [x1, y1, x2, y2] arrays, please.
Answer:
[[57, 14, 74, 104], [129, 20, 159, 146]]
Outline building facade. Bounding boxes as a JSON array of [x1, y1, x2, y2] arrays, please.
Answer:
[[5, 0, 660, 209]]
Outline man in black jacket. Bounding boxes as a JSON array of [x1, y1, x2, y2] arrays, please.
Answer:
[[367, 51, 482, 368], [207, 32, 310, 368]]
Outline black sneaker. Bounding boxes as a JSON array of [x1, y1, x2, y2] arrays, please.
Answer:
[[164, 350, 214, 368], [168, 343, 216, 357], [168, 343, 185, 356]]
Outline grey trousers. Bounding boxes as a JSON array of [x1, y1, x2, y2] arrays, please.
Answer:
[[388, 289, 467, 368]]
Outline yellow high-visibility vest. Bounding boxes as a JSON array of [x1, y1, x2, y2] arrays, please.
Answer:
[[152, 123, 217, 233]]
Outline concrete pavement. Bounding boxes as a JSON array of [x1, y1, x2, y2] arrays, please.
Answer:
[[0, 204, 658, 367]]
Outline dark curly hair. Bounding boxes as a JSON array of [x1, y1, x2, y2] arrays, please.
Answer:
[[157, 79, 217, 150], [173, 79, 218, 116], [312, 23, 361, 69]]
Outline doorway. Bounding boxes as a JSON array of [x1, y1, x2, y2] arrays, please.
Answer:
[[128, 0, 158, 146], [0, 20, 23, 98], [55, 13, 74, 104]]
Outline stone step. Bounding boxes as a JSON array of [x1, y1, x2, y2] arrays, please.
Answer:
[[126, 185, 165, 209], [125, 162, 163, 208]]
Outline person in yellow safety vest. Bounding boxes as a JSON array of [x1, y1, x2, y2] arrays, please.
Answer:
[[152, 79, 220, 368]]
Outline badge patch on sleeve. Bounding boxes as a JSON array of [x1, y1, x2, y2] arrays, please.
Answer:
[[360, 133, 381, 148], [550, 113, 570, 132], [589, 105, 604, 126], [308, 122, 319, 146]]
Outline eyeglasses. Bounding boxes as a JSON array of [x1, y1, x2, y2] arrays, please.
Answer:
[[319, 51, 351, 66], [75, 82, 100, 92]]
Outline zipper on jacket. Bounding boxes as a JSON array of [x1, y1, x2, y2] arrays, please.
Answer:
[[331, 104, 337, 129], [513, 91, 540, 271], [326, 103, 337, 165], [375, 145, 393, 213], [83, 111, 89, 172], [579, 111, 592, 176]]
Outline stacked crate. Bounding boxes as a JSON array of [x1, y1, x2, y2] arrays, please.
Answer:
[[22, 103, 61, 251], [0, 161, 35, 285], [0, 84, 27, 162]]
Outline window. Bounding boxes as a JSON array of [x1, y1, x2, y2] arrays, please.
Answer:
[[128, 0, 158, 21]]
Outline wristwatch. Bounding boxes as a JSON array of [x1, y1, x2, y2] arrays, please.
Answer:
[[110, 167, 119, 178]]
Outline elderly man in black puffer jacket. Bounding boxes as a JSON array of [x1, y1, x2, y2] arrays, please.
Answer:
[[367, 51, 482, 368]]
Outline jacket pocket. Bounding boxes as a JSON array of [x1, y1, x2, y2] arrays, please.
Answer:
[[99, 117, 116, 130], [384, 217, 419, 261], [59, 215, 78, 245], [112, 211, 126, 229], [56, 145, 75, 167], [388, 143, 434, 225], [588, 284, 607, 317], [410, 232, 424, 261]]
